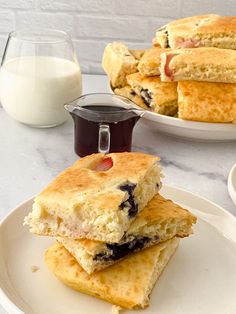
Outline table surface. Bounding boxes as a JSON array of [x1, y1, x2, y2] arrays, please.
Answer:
[[1, 74, 236, 313]]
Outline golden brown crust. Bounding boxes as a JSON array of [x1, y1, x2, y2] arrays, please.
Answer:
[[45, 238, 180, 309], [178, 81, 236, 122], [197, 16, 236, 35], [129, 193, 197, 231], [39, 152, 159, 198], [171, 14, 219, 25], [138, 47, 170, 76], [127, 72, 178, 115]]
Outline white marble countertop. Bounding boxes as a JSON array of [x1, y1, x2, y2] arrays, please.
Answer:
[[0, 74, 236, 313]]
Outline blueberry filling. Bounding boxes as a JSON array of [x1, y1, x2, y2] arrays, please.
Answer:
[[157, 25, 169, 48], [140, 89, 152, 107], [119, 183, 136, 194], [130, 89, 136, 96], [165, 30, 170, 48], [94, 236, 154, 262], [119, 183, 138, 218]]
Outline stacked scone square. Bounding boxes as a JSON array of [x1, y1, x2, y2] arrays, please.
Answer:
[[103, 14, 236, 123], [25, 152, 162, 242], [103, 43, 179, 116], [24, 152, 196, 310]]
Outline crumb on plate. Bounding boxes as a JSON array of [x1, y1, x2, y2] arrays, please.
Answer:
[[31, 265, 40, 273]]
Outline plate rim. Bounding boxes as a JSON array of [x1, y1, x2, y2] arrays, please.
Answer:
[[228, 164, 236, 206], [142, 110, 236, 131], [1, 185, 236, 314]]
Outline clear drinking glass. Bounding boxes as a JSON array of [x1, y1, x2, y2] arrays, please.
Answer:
[[0, 29, 82, 127]]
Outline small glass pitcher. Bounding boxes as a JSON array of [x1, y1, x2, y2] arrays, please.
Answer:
[[64, 93, 145, 157]]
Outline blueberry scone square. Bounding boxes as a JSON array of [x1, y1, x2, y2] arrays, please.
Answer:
[[57, 194, 196, 274], [127, 72, 178, 116], [24, 152, 162, 243]]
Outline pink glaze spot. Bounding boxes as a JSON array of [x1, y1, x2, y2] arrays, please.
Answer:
[[95, 157, 113, 171], [164, 53, 178, 80], [176, 38, 200, 48]]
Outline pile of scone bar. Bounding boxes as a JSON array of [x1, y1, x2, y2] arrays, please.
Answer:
[[103, 14, 236, 123], [24, 152, 196, 310]]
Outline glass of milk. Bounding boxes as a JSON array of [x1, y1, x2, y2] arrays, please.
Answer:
[[0, 30, 82, 127]]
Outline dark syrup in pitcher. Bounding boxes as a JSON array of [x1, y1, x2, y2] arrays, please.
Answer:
[[72, 105, 140, 157]]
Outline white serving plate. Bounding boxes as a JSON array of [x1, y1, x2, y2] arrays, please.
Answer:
[[1, 185, 236, 314], [140, 111, 236, 141], [228, 164, 236, 206]]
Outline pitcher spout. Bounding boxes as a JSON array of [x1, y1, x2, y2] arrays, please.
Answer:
[[130, 108, 145, 118], [64, 103, 76, 113]]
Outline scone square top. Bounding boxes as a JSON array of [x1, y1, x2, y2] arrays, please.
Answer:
[[25, 152, 161, 242], [178, 81, 236, 123], [166, 14, 220, 36], [166, 15, 236, 40], [127, 193, 197, 235], [155, 14, 220, 48], [37, 152, 159, 204], [192, 16, 236, 35]]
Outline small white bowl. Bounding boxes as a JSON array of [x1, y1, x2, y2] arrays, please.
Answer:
[[228, 164, 236, 206]]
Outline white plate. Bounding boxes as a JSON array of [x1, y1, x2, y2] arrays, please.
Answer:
[[140, 111, 236, 141], [228, 164, 236, 206], [1, 185, 236, 314]]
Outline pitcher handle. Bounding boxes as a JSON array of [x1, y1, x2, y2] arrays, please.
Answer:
[[98, 123, 110, 154]]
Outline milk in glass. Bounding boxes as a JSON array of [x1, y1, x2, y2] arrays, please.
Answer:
[[0, 56, 82, 126]]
